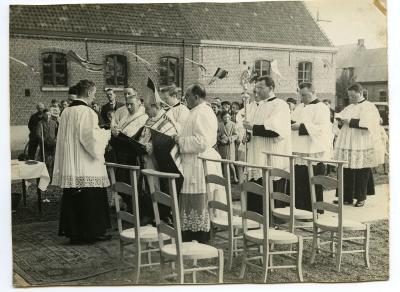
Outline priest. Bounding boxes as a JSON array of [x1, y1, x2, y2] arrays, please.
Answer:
[[334, 83, 382, 207], [53, 79, 112, 244], [174, 83, 225, 243], [243, 76, 292, 214], [291, 82, 333, 211]]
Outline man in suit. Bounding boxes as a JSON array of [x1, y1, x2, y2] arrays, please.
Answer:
[[27, 102, 45, 160], [100, 88, 124, 129]]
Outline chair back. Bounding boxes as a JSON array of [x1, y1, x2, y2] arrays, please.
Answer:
[[304, 158, 347, 231], [233, 161, 271, 234], [198, 155, 235, 224], [264, 152, 297, 232], [105, 162, 141, 237], [141, 169, 182, 262]]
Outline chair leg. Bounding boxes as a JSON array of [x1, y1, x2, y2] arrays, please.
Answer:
[[218, 249, 224, 283], [192, 259, 197, 283], [269, 243, 274, 272], [297, 237, 304, 282], [177, 261, 184, 284], [210, 225, 216, 243], [364, 224, 371, 268], [233, 228, 239, 257], [336, 234, 343, 272], [262, 245, 269, 283], [330, 231, 335, 258], [310, 226, 318, 264], [239, 238, 248, 279], [147, 242, 152, 265], [228, 231, 234, 271], [133, 244, 141, 284]]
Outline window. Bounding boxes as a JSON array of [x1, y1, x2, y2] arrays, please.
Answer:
[[343, 67, 355, 79], [160, 57, 180, 86], [42, 52, 68, 86], [254, 60, 271, 77], [298, 62, 312, 84], [379, 90, 387, 102], [105, 54, 128, 86]]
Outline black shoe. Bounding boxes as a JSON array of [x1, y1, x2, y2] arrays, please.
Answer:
[[355, 200, 365, 207], [96, 234, 113, 241], [333, 200, 353, 205]]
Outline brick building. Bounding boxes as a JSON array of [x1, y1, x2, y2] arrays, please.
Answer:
[[9, 2, 336, 149]]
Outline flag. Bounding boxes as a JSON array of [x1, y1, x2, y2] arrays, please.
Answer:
[[209, 67, 229, 85], [184, 57, 207, 74], [10, 56, 39, 74], [66, 50, 103, 72], [271, 60, 283, 78], [146, 77, 164, 105], [126, 51, 158, 73]]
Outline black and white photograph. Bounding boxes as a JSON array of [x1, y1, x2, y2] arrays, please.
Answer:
[[1, 0, 399, 289]]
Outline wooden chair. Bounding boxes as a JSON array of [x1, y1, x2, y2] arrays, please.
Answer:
[[106, 163, 168, 284], [141, 168, 224, 284], [304, 157, 370, 272], [233, 161, 304, 282], [263, 152, 313, 236], [198, 155, 259, 271]]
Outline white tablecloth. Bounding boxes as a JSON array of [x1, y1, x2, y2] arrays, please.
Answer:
[[11, 160, 50, 191]]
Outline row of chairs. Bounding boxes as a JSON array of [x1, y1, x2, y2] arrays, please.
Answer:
[[105, 151, 370, 284]]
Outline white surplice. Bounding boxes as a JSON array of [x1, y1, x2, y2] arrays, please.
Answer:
[[178, 102, 224, 195], [247, 95, 292, 180], [291, 99, 333, 165], [334, 100, 382, 169], [170, 102, 190, 134], [52, 100, 111, 188]]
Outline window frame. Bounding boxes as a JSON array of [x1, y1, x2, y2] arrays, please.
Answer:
[[298, 61, 313, 85], [104, 54, 128, 87], [42, 52, 68, 87], [159, 56, 180, 86], [254, 60, 271, 77]]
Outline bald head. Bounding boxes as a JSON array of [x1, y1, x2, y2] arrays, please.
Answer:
[[37, 102, 45, 113]]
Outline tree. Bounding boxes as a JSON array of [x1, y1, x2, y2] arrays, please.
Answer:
[[336, 70, 356, 111]]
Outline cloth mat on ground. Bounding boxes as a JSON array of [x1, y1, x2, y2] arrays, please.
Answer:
[[12, 221, 123, 286]]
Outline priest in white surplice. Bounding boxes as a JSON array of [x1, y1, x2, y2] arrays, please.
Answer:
[[53, 80, 112, 244], [334, 83, 382, 207], [291, 82, 333, 211], [243, 76, 292, 214], [174, 83, 225, 243]]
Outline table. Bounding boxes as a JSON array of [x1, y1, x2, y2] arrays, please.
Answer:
[[11, 160, 50, 213]]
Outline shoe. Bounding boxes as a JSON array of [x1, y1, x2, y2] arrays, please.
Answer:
[[96, 234, 113, 241], [355, 200, 365, 207], [333, 200, 353, 205]]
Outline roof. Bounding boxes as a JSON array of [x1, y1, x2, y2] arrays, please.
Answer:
[[10, 2, 333, 48], [336, 44, 387, 82]]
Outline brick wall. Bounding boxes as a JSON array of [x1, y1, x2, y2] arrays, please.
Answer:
[[10, 35, 336, 126], [9, 35, 200, 126]]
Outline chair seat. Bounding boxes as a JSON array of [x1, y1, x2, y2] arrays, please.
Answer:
[[245, 228, 298, 244], [120, 226, 169, 242], [273, 207, 313, 220], [315, 216, 366, 231], [211, 215, 260, 229], [161, 241, 219, 260]]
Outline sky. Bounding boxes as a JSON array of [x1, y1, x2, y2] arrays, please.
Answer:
[[305, 0, 387, 48]]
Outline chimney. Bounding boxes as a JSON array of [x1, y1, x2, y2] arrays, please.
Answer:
[[357, 39, 365, 48]]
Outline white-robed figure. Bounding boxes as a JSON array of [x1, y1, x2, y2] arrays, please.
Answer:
[[174, 83, 225, 243], [160, 84, 190, 134], [53, 79, 112, 244], [291, 82, 333, 211], [243, 76, 292, 214], [334, 83, 382, 207]]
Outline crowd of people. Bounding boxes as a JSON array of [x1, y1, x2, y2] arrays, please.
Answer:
[[25, 75, 388, 245]]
